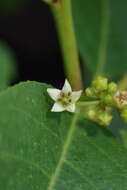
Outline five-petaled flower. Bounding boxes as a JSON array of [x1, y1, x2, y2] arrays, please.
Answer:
[[47, 79, 82, 112], [114, 90, 127, 108]]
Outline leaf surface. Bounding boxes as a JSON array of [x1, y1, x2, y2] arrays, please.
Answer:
[[0, 81, 127, 189]]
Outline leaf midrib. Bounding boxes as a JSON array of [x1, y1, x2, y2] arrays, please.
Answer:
[[0, 151, 50, 179], [47, 112, 79, 190]]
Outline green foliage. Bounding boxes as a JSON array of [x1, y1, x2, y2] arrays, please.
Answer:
[[0, 0, 127, 188], [0, 0, 27, 13], [0, 81, 127, 189], [0, 42, 16, 90], [72, 0, 127, 79]]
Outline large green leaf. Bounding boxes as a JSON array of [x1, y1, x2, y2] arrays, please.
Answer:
[[0, 81, 127, 189], [72, 0, 127, 79], [0, 42, 16, 90]]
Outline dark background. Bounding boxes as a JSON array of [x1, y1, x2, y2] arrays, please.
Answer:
[[0, 0, 65, 88]]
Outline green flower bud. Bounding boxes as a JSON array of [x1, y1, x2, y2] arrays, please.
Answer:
[[108, 82, 117, 93], [92, 76, 108, 92], [87, 109, 96, 120], [120, 109, 127, 122], [85, 87, 95, 98], [98, 111, 113, 126], [101, 94, 114, 105]]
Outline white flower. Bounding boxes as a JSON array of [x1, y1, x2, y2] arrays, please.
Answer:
[[47, 79, 82, 113], [114, 90, 127, 108]]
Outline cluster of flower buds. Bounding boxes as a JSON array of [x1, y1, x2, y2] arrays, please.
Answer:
[[84, 76, 127, 125], [84, 76, 118, 126]]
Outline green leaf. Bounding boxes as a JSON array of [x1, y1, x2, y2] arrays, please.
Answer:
[[0, 42, 17, 90], [0, 0, 27, 13], [72, 0, 127, 78], [0, 81, 127, 189]]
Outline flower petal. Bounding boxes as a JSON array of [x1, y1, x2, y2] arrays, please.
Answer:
[[62, 79, 72, 93], [47, 88, 61, 101], [51, 102, 65, 112], [71, 90, 82, 102], [66, 104, 76, 113]]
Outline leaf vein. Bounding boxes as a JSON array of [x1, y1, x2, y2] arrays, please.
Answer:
[[0, 151, 50, 179], [65, 160, 98, 189], [84, 134, 127, 176], [10, 105, 58, 138]]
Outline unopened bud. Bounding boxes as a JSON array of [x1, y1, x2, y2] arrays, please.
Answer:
[[87, 109, 96, 120], [92, 76, 108, 92], [98, 112, 112, 126], [108, 82, 117, 93], [102, 94, 114, 105], [85, 87, 95, 98]]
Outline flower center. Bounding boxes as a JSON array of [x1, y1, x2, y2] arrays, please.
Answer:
[[58, 92, 72, 107], [115, 91, 127, 106]]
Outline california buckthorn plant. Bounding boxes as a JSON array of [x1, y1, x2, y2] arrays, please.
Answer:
[[1, 0, 127, 189]]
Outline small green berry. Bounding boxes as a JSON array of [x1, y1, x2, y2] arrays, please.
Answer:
[[92, 76, 108, 92], [87, 109, 96, 120], [120, 109, 127, 122], [108, 82, 117, 93], [101, 94, 114, 105], [85, 87, 95, 98], [98, 111, 113, 126]]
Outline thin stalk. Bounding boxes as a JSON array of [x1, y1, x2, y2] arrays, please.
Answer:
[[51, 0, 83, 90], [95, 0, 110, 78], [77, 100, 99, 107]]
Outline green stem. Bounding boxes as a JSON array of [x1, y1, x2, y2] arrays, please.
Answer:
[[77, 100, 99, 107], [51, 0, 83, 90], [95, 0, 110, 77]]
